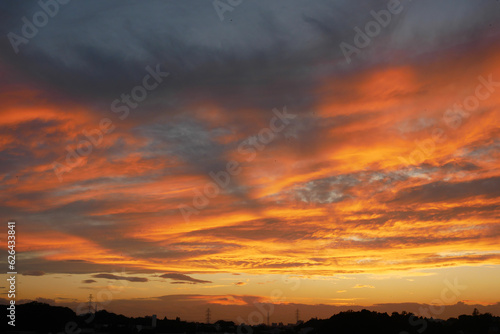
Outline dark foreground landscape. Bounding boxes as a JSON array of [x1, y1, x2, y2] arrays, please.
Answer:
[[3, 302, 499, 334]]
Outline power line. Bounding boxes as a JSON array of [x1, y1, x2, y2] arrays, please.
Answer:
[[206, 308, 211, 324]]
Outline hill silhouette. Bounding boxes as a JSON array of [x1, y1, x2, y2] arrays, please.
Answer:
[[299, 308, 499, 334], [2, 301, 499, 333]]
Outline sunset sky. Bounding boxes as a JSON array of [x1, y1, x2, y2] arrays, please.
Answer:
[[1, 0, 499, 324]]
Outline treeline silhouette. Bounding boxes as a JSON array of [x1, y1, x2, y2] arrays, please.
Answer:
[[2, 301, 499, 334], [3, 301, 234, 333], [298, 308, 499, 334]]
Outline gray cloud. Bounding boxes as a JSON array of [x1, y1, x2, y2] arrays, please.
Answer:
[[391, 176, 500, 204], [82, 279, 97, 284], [92, 273, 148, 282], [1, 0, 498, 107], [159, 272, 212, 284]]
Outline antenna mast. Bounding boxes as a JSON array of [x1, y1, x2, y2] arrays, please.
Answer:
[[88, 294, 93, 314]]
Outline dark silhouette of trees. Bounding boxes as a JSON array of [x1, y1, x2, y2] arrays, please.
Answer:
[[2, 301, 498, 334], [298, 309, 499, 334], [2, 301, 77, 332]]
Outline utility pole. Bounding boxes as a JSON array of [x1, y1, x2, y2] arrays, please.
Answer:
[[267, 310, 270, 326], [88, 294, 93, 314], [206, 308, 211, 324]]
